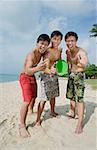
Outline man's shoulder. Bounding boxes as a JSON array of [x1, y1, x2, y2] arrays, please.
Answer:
[[26, 48, 36, 58], [58, 47, 62, 53], [47, 47, 52, 51], [44, 48, 50, 55], [79, 48, 87, 54], [42, 48, 53, 59]]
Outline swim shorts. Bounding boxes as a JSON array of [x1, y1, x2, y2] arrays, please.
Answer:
[[39, 73, 60, 101], [19, 73, 37, 102], [66, 72, 85, 102]]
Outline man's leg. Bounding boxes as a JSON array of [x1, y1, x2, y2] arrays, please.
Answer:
[[19, 101, 31, 138], [75, 101, 84, 134], [50, 97, 59, 117], [28, 98, 36, 114], [67, 100, 76, 118], [35, 100, 46, 125], [66, 75, 76, 118]]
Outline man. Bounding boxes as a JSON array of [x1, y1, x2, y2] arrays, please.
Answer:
[[35, 30, 63, 125], [65, 31, 88, 134], [19, 34, 50, 138]]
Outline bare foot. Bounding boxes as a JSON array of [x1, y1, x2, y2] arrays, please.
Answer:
[[75, 122, 83, 134], [33, 119, 43, 126], [75, 114, 79, 119], [66, 111, 75, 119], [19, 125, 31, 138], [50, 112, 60, 117]]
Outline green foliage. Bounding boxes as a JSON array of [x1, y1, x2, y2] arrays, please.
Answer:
[[90, 24, 97, 37], [85, 64, 97, 78]]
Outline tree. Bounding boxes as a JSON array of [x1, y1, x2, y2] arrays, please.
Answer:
[[85, 64, 97, 79], [90, 24, 97, 37]]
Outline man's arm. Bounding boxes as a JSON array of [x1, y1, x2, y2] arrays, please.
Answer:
[[25, 53, 46, 75], [66, 49, 71, 62], [59, 47, 62, 59], [66, 49, 72, 72], [43, 58, 51, 74], [42, 50, 51, 74]]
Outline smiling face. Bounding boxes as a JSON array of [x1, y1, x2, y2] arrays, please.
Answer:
[[51, 35, 62, 48], [37, 40, 49, 54], [65, 36, 77, 51]]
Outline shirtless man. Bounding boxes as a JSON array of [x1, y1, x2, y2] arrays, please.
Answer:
[[19, 34, 50, 138], [65, 31, 88, 134], [35, 30, 63, 125]]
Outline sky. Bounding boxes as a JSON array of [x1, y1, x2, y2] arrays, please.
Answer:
[[0, 0, 97, 74]]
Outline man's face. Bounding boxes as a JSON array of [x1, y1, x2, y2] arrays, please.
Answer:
[[37, 40, 49, 54], [65, 36, 77, 51], [51, 35, 62, 48]]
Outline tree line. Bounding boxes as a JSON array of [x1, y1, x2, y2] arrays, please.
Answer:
[[86, 24, 97, 79], [85, 64, 97, 79]]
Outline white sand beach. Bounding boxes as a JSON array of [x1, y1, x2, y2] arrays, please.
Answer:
[[0, 79, 97, 150]]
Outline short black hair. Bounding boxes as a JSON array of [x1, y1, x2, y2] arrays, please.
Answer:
[[37, 34, 50, 44], [65, 31, 78, 41], [51, 30, 63, 40]]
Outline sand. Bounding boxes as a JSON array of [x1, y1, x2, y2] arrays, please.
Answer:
[[0, 78, 97, 150]]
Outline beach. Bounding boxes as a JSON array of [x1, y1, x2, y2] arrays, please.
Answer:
[[0, 79, 97, 150]]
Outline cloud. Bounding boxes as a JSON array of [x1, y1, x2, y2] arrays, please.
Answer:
[[0, 1, 41, 38], [80, 37, 97, 64], [48, 17, 67, 31], [41, 0, 95, 16], [0, 0, 96, 74]]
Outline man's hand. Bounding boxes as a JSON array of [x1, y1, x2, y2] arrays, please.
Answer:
[[50, 65, 56, 76], [76, 52, 88, 68], [37, 60, 47, 71], [66, 50, 71, 62]]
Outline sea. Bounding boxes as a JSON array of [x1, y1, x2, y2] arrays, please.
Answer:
[[0, 73, 40, 82], [0, 74, 19, 82]]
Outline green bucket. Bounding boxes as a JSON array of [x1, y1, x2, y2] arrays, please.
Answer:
[[55, 60, 68, 76]]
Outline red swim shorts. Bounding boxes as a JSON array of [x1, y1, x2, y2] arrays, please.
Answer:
[[19, 73, 37, 102]]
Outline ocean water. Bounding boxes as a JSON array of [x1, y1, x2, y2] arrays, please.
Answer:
[[0, 74, 19, 82], [0, 73, 64, 82], [0, 73, 40, 82]]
